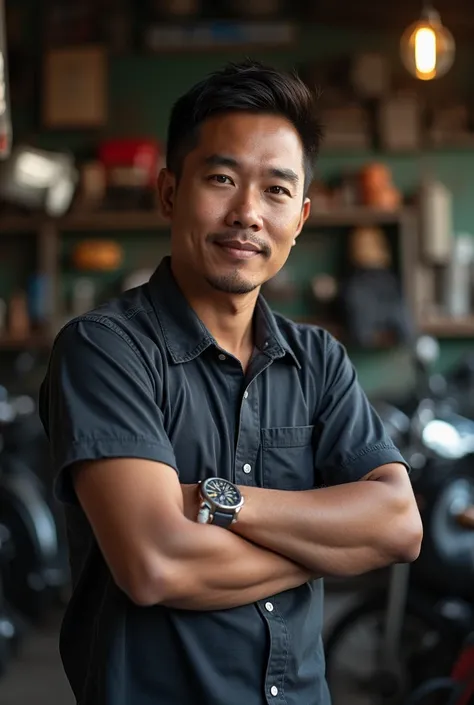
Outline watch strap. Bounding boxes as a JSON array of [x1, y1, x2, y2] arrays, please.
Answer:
[[211, 510, 235, 528]]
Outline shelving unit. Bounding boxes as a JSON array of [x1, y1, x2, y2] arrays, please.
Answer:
[[0, 204, 471, 348], [268, 206, 419, 349], [0, 206, 412, 234], [421, 316, 474, 337], [0, 331, 52, 349]]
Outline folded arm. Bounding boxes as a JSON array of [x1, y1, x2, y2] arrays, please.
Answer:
[[225, 331, 423, 578], [231, 463, 423, 577], [42, 320, 314, 612], [74, 458, 313, 610]]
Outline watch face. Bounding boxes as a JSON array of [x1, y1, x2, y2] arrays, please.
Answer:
[[204, 478, 241, 509]]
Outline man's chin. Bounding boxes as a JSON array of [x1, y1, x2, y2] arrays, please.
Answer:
[[205, 272, 259, 295]]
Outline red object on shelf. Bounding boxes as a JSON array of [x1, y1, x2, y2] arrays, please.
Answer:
[[98, 138, 163, 188]]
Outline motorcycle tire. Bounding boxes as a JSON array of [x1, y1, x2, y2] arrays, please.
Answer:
[[0, 632, 9, 678], [324, 591, 463, 705]]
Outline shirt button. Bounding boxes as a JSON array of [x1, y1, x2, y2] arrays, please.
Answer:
[[270, 686, 278, 697], [243, 463, 252, 474], [243, 390, 249, 399], [218, 353, 226, 361], [265, 601, 274, 612]]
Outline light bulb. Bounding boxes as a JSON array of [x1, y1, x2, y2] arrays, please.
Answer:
[[400, 6, 455, 80], [415, 27, 437, 75]]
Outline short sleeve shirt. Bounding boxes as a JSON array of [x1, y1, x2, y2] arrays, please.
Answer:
[[39, 256, 407, 705]]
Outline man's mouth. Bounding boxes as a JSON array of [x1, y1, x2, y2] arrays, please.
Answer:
[[215, 240, 262, 259]]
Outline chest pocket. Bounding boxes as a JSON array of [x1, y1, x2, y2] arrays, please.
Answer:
[[261, 425, 315, 490]]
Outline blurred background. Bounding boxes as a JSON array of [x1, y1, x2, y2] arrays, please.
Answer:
[[1, 1, 474, 704]]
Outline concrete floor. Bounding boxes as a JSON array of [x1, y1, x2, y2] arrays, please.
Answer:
[[0, 611, 73, 705], [0, 592, 357, 705]]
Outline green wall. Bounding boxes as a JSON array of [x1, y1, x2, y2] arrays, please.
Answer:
[[10, 14, 474, 397]]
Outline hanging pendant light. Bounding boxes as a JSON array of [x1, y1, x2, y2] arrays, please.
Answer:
[[400, 3, 455, 80]]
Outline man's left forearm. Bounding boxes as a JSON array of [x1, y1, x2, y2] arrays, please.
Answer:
[[232, 464, 423, 577]]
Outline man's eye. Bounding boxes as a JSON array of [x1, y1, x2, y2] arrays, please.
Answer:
[[210, 174, 233, 184], [267, 185, 290, 196]]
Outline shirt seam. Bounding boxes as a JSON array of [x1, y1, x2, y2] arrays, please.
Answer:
[[121, 304, 154, 320], [258, 299, 300, 367], [68, 436, 167, 445], [313, 332, 337, 419], [273, 603, 290, 704], [56, 315, 157, 393], [340, 441, 400, 469]]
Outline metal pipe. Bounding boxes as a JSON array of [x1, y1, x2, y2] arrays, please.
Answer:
[[0, 0, 12, 160]]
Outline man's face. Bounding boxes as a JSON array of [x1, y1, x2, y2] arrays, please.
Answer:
[[158, 111, 311, 295]]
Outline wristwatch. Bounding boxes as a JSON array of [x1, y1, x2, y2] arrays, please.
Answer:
[[197, 477, 244, 528]]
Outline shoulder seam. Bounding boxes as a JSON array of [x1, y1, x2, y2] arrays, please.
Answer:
[[56, 315, 157, 392]]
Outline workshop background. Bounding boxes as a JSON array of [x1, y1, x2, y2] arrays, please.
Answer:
[[1, 1, 474, 704]]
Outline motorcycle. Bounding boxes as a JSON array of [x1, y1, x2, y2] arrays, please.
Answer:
[[0, 385, 70, 622], [323, 337, 474, 705], [405, 633, 474, 705], [0, 521, 13, 675]]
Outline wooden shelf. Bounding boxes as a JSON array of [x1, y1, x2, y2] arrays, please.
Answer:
[[293, 317, 344, 337], [293, 318, 402, 350], [421, 317, 474, 338], [0, 331, 52, 349], [0, 207, 416, 358], [305, 207, 412, 228], [0, 211, 168, 233], [57, 210, 169, 232], [0, 214, 44, 233], [0, 206, 413, 234]]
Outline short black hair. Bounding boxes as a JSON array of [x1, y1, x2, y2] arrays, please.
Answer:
[[166, 59, 322, 193]]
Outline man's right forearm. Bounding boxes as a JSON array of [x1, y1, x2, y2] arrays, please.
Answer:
[[153, 520, 314, 611]]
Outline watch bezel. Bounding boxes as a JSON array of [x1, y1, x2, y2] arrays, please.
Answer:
[[200, 477, 244, 513]]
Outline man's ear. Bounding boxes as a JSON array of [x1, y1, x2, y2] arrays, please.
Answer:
[[294, 197, 311, 243], [157, 168, 176, 219]]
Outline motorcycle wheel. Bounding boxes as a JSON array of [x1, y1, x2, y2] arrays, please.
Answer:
[[0, 629, 9, 678], [324, 592, 462, 705]]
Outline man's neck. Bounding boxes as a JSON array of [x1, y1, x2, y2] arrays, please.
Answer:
[[171, 261, 259, 363]]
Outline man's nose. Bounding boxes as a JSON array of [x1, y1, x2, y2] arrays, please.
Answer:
[[225, 191, 263, 232]]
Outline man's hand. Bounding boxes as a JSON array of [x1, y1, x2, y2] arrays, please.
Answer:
[[181, 483, 200, 522]]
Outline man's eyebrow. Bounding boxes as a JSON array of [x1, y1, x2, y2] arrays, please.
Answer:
[[203, 155, 300, 187], [266, 167, 299, 186], [203, 154, 239, 168]]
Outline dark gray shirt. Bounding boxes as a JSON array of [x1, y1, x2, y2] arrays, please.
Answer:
[[39, 255, 407, 705]]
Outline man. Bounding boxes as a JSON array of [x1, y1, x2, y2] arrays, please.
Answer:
[[39, 60, 422, 705]]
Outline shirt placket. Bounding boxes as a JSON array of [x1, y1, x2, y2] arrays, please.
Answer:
[[234, 351, 272, 486], [235, 353, 289, 705], [260, 598, 289, 704]]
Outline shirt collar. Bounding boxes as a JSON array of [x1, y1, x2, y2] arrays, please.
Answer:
[[148, 256, 300, 368]]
